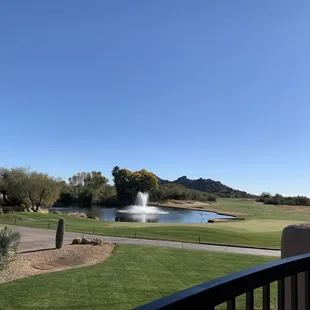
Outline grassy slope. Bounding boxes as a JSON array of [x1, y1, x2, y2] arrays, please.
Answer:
[[0, 198, 307, 249], [0, 245, 276, 309], [215, 198, 310, 221]]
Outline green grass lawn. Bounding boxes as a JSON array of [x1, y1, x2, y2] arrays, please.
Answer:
[[0, 198, 307, 249], [0, 212, 283, 249], [214, 198, 310, 221], [0, 245, 277, 309]]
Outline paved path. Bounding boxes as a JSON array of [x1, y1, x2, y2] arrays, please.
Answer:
[[13, 226, 280, 257]]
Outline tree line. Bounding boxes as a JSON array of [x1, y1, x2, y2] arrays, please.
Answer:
[[4, 166, 310, 212], [0, 166, 217, 212], [256, 192, 310, 206], [150, 184, 217, 202]]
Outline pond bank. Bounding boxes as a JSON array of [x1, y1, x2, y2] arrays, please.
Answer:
[[150, 201, 247, 218], [53, 199, 243, 219]]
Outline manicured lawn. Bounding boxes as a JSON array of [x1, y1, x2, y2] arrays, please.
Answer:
[[0, 245, 276, 309], [214, 198, 310, 221], [0, 212, 284, 248], [0, 198, 307, 249]]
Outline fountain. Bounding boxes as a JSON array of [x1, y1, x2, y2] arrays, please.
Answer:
[[116, 192, 168, 222]]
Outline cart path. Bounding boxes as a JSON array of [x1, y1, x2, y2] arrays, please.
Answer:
[[12, 225, 280, 257]]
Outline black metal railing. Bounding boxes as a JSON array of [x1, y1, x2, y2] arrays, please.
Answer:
[[135, 253, 310, 310]]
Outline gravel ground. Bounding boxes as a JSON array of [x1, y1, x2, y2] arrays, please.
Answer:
[[0, 243, 114, 284]]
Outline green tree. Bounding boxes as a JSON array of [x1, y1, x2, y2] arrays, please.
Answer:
[[112, 167, 158, 203], [0, 167, 29, 206], [58, 171, 113, 206], [68, 172, 89, 199], [84, 171, 109, 201], [0, 167, 61, 211], [25, 172, 61, 211]]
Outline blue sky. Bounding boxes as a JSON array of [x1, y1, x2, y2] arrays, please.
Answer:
[[1, 1, 310, 196]]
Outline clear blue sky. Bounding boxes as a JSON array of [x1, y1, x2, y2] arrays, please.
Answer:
[[1, 1, 310, 196]]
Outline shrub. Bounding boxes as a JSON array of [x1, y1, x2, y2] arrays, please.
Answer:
[[2, 207, 13, 214], [206, 194, 217, 202], [264, 197, 279, 205], [0, 226, 21, 270], [72, 237, 82, 244], [55, 218, 65, 249]]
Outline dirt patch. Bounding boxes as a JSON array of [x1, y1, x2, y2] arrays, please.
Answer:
[[0, 243, 114, 284]]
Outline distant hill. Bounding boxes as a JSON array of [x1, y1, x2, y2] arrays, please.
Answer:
[[157, 176, 254, 198]]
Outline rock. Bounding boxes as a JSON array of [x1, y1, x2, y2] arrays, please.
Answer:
[[81, 237, 92, 244], [87, 214, 100, 220], [91, 238, 103, 246], [72, 237, 82, 244]]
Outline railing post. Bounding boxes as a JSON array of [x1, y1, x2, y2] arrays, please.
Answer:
[[304, 270, 310, 310], [281, 224, 310, 310]]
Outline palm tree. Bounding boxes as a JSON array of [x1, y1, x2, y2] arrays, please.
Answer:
[[0, 226, 20, 270]]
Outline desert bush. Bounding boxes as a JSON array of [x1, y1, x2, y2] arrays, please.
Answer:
[[0, 226, 21, 270], [206, 194, 217, 202], [264, 197, 279, 205], [151, 184, 218, 202], [2, 207, 13, 214], [258, 193, 310, 206]]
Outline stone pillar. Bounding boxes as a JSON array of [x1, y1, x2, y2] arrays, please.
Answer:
[[281, 224, 310, 310]]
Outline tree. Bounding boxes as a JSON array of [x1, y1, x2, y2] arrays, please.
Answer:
[[112, 167, 158, 203], [0, 167, 30, 207], [256, 192, 272, 203], [68, 172, 89, 187], [25, 172, 61, 212], [68, 172, 89, 199], [132, 169, 159, 193], [84, 171, 109, 200], [0, 167, 61, 211], [57, 171, 113, 206]]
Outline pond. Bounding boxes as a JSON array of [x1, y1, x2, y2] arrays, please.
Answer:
[[50, 206, 233, 224]]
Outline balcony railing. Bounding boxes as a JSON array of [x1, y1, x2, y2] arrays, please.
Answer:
[[135, 253, 310, 310]]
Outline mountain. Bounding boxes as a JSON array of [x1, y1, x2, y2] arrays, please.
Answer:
[[157, 176, 254, 198]]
